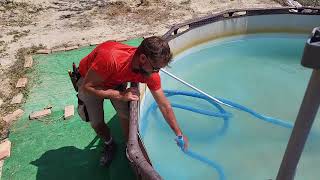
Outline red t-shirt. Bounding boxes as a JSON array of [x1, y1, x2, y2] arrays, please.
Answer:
[[79, 41, 161, 91]]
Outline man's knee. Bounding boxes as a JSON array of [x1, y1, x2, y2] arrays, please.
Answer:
[[117, 112, 129, 120], [90, 120, 106, 130], [111, 99, 129, 120]]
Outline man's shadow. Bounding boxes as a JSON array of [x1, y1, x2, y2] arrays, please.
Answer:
[[30, 115, 135, 180]]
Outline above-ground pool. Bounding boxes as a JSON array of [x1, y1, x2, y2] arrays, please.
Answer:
[[139, 33, 320, 180]]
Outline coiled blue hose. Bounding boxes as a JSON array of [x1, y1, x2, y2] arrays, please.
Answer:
[[143, 90, 294, 180], [164, 90, 293, 129]]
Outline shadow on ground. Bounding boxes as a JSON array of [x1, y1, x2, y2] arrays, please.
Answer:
[[30, 115, 135, 180]]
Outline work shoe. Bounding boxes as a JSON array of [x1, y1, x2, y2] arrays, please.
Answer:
[[100, 140, 117, 167]]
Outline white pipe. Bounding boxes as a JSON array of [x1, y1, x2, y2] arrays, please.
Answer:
[[160, 69, 232, 107]]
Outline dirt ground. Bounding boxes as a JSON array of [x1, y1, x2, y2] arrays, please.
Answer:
[[0, 0, 288, 137]]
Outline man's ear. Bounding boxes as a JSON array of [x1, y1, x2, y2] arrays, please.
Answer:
[[139, 54, 147, 63]]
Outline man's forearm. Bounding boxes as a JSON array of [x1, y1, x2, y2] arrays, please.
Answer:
[[159, 104, 183, 136], [82, 85, 122, 100]]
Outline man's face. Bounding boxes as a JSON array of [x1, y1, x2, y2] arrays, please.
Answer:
[[134, 54, 166, 77]]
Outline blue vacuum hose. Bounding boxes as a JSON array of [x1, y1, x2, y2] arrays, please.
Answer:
[[164, 90, 293, 129], [144, 90, 294, 180]]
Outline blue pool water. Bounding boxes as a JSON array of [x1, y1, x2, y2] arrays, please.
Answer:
[[140, 34, 320, 180]]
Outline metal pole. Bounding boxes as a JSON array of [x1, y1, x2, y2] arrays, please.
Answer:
[[276, 70, 320, 180], [160, 69, 232, 107], [276, 27, 320, 180]]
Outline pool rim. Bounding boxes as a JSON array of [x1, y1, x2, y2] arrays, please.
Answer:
[[126, 6, 320, 180]]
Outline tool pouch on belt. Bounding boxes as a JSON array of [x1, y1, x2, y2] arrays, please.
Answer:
[[68, 63, 90, 122], [68, 62, 81, 92]]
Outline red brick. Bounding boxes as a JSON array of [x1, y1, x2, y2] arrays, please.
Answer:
[[10, 93, 23, 104], [65, 46, 79, 51], [52, 47, 66, 52], [64, 105, 74, 120], [90, 41, 101, 46], [36, 49, 51, 54], [0, 140, 11, 160], [16, 78, 28, 88], [2, 109, 24, 124], [24, 55, 33, 68], [29, 109, 51, 120]]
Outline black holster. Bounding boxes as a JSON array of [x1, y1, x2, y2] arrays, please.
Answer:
[[68, 62, 81, 92]]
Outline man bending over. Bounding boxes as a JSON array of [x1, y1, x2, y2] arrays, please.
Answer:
[[76, 36, 189, 166]]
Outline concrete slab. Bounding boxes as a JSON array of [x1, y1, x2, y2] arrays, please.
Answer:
[[0, 160, 3, 179], [36, 49, 51, 54], [10, 93, 23, 104], [64, 105, 74, 120], [90, 41, 101, 46], [0, 140, 11, 160], [16, 78, 28, 88], [2, 109, 24, 124], [65, 46, 79, 51], [29, 109, 51, 120], [52, 47, 66, 52], [24, 55, 33, 68]]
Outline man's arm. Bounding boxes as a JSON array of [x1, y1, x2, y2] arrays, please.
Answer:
[[151, 88, 188, 148], [81, 68, 139, 101], [151, 88, 188, 136], [150, 88, 182, 135]]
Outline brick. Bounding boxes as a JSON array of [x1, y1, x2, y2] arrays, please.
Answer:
[[118, 39, 128, 42], [2, 114, 14, 124], [2, 109, 24, 124], [65, 46, 79, 51], [51, 47, 66, 52], [16, 78, 28, 88], [10, 93, 23, 104], [29, 109, 51, 120], [0, 160, 3, 176], [64, 105, 74, 120], [24, 55, 33, 68], [90, 41, 101, 46], [36, 49, 51, 54], [0, 140, 11, 160], [81, 43, 90, 47]]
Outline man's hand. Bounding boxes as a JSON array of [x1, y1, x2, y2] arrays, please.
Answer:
[[120, 87, 139, 101], [182, 135, 189, 150], [175, 134, 189, 151]]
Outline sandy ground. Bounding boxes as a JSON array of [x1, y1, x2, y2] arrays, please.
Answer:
[[0, 0, 283, 126]]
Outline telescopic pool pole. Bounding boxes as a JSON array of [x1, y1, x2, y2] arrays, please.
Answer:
[[160, 69, 232, 108], [276, 27, 320, 180]]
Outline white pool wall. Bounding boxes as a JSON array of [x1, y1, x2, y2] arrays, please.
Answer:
[[169, 14, 320, 56]]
